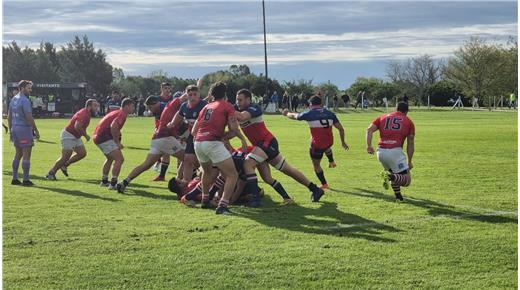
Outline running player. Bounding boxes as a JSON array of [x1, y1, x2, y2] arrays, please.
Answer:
[[93, 98, 135, 189], [151, 82, 175, 181], [235, 89, 324, 206], [116, 94, 187, 193], [191, 81, 248, 214], [283, 96, 349, 189], [366, 102, 415, 201], [8, 80, 40, 186], [167, 85, 207, 182], [46, 99, 99, 180]]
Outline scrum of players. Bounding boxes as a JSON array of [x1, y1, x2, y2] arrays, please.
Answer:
[[8, 79, 415, 215]]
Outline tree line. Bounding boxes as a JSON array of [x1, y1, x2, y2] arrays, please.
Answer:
[[3, 35, 517, 108]]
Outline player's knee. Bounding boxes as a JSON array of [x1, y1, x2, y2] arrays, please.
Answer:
[[273, 157, 286, 171], [78, 151, 87, 159]]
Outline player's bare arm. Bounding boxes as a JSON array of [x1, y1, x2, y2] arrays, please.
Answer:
[[110, 120, 123, 149], [74, 120, 90, 141], [366, 124, 378, 154], [25, 111, 39, 139], [226, 116, 248, 151], [406, 134, 414, 170], [234, 110, 252, 122], [282, 109, 298, 120], [333, 122, 349, 150], [167, 111, 183, 129], [190, 119, 200, 137]]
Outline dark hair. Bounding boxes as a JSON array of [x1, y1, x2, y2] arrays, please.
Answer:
[[237, 88, 252, 99], [210, 82, 227, 100], [18, 80, 33, 89], [186, 85, 198, 92], [85, 98, 97, 108], [161, 82, 172, 88], [145, 95, 159, 106], [309, 96, 322, 106], [168, 178, 181, 194], [396, 102, 409, 113], [112, 90, 119, 95], [121, 98, 134, 107]]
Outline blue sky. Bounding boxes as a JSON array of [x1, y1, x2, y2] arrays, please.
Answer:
[[3, 0, 517, 88]]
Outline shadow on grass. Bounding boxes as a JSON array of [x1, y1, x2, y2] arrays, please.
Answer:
[[3, 171, 46, 181], [35, 139, 56, 144], [237, 196, 399, 242], [73, 179, 167, 190], [126, 146, 149, 151], [34, 186, 119, 202], [128, 188, 177, 201], [333, 187, 517, 224]]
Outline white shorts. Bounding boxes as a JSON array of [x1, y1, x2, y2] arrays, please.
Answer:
[[377, 147, 409, 173], [96, 140, 119, 155], [149, 136, 183, 155], [60, 129, 83, 150], [194, 141, 231, 164]]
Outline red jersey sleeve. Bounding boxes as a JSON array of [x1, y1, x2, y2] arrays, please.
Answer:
[[372, 117, 381, 127], [77, 109, 89, 125]]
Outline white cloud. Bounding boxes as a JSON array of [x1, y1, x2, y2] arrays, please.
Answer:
[[4, 21, 128, 36]]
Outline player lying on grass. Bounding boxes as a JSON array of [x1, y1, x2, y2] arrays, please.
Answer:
[[234, 89, 324, 207], [167, 85, 207, 183], [366, 102, 415, 201], [93, 98, 135, 189], [46, 99, 99, 180], [116, 93, 188, 193], [283, 95, 349, 189], [191, 81, 249, 215], [169, 146, 295, 207]]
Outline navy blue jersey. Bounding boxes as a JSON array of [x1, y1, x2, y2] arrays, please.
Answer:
[[297, 106, 339, 149], [180, 99, 208, 128]]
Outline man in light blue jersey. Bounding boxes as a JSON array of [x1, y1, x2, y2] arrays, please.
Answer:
[[8, 80, 40, 186]]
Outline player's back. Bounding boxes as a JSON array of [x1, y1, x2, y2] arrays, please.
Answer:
[[65, 108, 91, 138], [373, 111, 414, 149], [298, 107, 338, 149], [195, 100, 234, 142], [153, 98, 182, 139], [93, 109, 127, 144]]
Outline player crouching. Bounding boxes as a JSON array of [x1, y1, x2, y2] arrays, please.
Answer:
[[366, 102, 415, 201]]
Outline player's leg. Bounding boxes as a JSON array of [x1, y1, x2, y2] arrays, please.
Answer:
[[66, 145, 87, 167], [11, 147, 23, 184], [257, 162, 293, 203], [229, 180, 246, 204], [47, 149, 73, 180], [107, 149, 124, 189], [100, 156, 113, 187], [324, 147, 336, 168], [154, 153, 170, 181], [199, 161, 218, 206], [214, 157, 238, 214], [310, 146, 328, 188], [243, 147, 268, 207], [268, 153, 324, 202], [117, 153, 162, 193], [21, 146, 33, 186]]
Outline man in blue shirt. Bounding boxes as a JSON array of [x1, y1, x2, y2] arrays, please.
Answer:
[[106, 90, 121, 114], [8, 80, 40, 186]]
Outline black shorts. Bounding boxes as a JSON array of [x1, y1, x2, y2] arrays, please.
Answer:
[[185, 135, 195, 154], [309, 145, 331, 160], [256, 138, 280, 162]]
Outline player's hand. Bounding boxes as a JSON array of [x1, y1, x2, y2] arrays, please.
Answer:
[[85, 134, 91, 142], [366, 146, 375, 154], [118, 143, 124, 150], [408, 161, 413, 170], [342, 142, 349, 150], [282, 109, 289, 116], [197, 77, 203, 88]]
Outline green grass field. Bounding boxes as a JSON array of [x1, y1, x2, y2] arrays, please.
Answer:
[[3, 109, 518, 289]]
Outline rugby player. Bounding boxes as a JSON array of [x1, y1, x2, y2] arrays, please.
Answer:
[[8, 80, 40, 186], [152, 82, 175, 181], [46, 99, 99, 180], [191, 81, 248, 214], [235, 89, 324, 206], [366, 102, 415, 201], [116, 93, 187, 193], [106, 90, 121, 114], [283, 96, 349, 189], [167, 85, 207, 182], [93, 98, 135, 189]]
